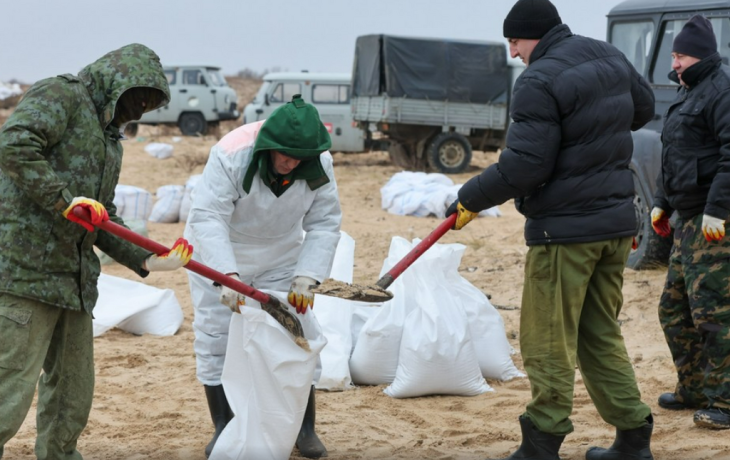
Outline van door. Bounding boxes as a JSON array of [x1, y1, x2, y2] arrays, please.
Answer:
[[258, 81, 302, 121], [311, 83, 364, 152], [160, 68, 213, 123]]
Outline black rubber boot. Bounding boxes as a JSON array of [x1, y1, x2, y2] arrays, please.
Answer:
[[657, 390, 705, 410], [694, 406, 730, 429], [296, 385, 328, 458], [204, 385, 234, 459], [486, 415, 564, 460], [585, 415, 654, 460]]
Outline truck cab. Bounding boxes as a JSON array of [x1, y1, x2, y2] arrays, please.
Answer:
[[242, 72, 365, 153], [607, 0, 730, 268]]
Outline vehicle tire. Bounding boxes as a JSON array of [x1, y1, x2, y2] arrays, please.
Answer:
[[427, 132, 472, 174], [179, 113, 208, 136], [123, 123, 138, 137], [627, 171, 673, 270]]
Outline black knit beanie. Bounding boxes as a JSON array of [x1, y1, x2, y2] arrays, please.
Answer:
[[503, 0, 562, 39], [673, 15, 717, 59]]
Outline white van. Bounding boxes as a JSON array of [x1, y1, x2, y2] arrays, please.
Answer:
[[243, 72, 364, 152]]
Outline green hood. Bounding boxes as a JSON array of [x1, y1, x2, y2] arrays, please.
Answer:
[[244, 94, 332, 193], [253, 94, 331, 158], [77, 43, 171, 129]]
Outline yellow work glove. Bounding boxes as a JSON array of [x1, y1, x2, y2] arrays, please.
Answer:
[[219, 273, 246, 313], [702, 214, 726, 242], [446, 199, 479, 230], [63, 197, 109, 232], [650, 207, 671, 237], [288, 276, 317, 314], [143, 238, 193, 272]]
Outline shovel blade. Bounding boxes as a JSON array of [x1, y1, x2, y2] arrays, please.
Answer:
[[311, 278, 393, 303]]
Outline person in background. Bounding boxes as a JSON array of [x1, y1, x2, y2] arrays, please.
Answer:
[[650, 14, 730, 430], [446, 0, 656, 458], [184, 94, 341, 459], [0, 43, 193, 460]]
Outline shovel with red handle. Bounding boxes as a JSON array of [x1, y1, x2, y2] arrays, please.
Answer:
[[72, 208, 309, 350], [312, 213, 458, 303]]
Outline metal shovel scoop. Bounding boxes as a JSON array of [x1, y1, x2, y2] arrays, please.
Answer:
[[73, 208, 309, 351], [312, 213, 457, 303]]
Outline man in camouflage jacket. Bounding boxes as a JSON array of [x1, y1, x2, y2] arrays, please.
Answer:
[[0, 44, 193, 459]]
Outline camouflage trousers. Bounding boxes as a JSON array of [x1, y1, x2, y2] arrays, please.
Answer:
[[0, 294, 93, 460], [659, 213, 730, 409]]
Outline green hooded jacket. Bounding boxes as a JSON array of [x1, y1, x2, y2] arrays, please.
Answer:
[[0, 43, 171, 314]]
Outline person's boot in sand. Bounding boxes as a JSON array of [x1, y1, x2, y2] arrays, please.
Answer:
[[204, 385, 234, 458], [296, 386, 328, 458], [486, 416, 563, 460], [586, 415, 654, 459]]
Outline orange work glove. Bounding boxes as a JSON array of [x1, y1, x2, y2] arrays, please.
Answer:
[[63, 197, 109, 232], [702, 214, 726, 242], [288, 276, 317, 314], [650, 207, 671, 237], [143, 238, 193, 272]]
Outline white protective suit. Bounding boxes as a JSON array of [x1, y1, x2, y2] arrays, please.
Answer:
[[184, 121, 342, 385]]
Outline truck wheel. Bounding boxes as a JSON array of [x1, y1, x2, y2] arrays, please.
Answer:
[[179, 113, 208, 136], [123, 123, 138, 138], [627, 171, 672, 270], [427, 132, 472, 174]]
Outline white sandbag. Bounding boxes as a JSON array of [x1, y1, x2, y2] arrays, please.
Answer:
[[113, 184, 153, 221], [93, 274, 183, 337], [383, 240, 492, 398], [349, 238, 418, 385], [350, 301, 380, 351], [211, 292, 327, 460], [448, 265, 525, 381], [149, 184, 185, 223], [144, 142, 174, 159], [96, 219, 149, 266], [312, 231, 356, 391], [179, 174, 202, 222], [380, 171, 501, 218]]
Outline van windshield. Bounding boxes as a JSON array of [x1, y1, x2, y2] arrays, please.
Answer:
[[206, 69, 229, 87], [253, 83, 268, 104]]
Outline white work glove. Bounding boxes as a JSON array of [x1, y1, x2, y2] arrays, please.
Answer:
[[143, 238, 193, 272], [651, 207, 671, 237], [63, 197, 109, 232], [702, 214, 726, 242], [287, 276, 317, 314], [220, 273, 246, 313]]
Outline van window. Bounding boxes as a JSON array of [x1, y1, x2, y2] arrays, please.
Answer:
[[312, 84, 350, 104], [652, 17, 730, 85], [270, 83, 300, 103], [165, 69, 177, 86], [183, 69, 205, 85], [610, 20, 654, 76]]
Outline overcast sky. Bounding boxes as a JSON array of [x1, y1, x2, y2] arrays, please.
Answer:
[[1, 0, 627, 84]]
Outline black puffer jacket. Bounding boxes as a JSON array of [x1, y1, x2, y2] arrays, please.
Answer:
[[653, 53, 730, 220], [458, 25, 654, 245]]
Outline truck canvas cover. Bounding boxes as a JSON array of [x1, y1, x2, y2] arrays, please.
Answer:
[[352, 34, 510, 104]]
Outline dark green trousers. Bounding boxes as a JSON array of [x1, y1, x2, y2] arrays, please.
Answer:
[[0, 294, 94, 460], [659, 214, 730, 409], [520, 237, 651, 435]]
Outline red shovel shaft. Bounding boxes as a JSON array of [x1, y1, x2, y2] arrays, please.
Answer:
[[375, 212, 457, 290], [72, 208, 272, 305]]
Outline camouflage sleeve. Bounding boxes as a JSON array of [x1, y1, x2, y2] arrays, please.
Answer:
[[0, 78, 76, 212]]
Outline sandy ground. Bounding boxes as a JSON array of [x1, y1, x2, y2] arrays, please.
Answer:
[[3, 80, 730, 460]]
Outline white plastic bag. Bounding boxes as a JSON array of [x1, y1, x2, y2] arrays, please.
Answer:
[[144, 142, 174, 159], [149, 184, 185, 223], [113, 184, 153, 221], [93, 274, 183, 337], [211, 292, 326, 460]]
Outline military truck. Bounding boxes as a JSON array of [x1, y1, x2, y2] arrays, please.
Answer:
[[350, 34, 522, 174], [125, 65, 240, 137], [607, 0, 730, 269]]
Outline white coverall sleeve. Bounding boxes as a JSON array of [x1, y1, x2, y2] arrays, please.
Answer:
[[295, 152, 342, 282], [186, 146, 246, 275]]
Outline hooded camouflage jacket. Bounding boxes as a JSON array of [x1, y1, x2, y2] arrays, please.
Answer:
[[0, 43, 171, 314]]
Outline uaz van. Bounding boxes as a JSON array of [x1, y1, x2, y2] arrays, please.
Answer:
[[243, 72, 364, 152]]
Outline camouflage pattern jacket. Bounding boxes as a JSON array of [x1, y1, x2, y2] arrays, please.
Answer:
[[0, 44, 171, 314]]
